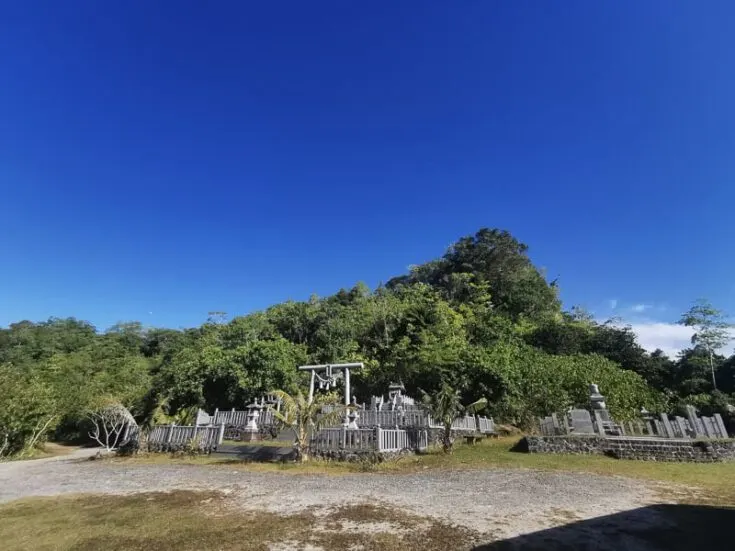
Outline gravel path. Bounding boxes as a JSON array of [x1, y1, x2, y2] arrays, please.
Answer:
[[0, 449, 664, 540]]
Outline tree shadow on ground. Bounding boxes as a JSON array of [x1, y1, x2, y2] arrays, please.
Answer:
[[472, 504, 734, 551], [214, 443, 297, 462]]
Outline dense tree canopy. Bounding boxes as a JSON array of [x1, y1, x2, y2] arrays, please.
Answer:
[[1, 228, 733, 454]]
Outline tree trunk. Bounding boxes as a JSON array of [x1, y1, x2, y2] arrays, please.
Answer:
[[709, 349, 718, 391], [442, 424, 453, 454], [296, 427, 309, 463]]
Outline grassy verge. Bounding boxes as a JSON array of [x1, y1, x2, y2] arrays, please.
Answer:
[[0, 491, 480, 551], [4, 442, 80, 462]]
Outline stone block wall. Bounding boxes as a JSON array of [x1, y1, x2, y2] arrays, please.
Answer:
[[523, 435, 735, 463]]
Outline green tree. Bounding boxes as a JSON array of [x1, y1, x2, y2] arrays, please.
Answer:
[[389, 228, 560, 320], [421, 384, 486, 453], [0, 365, 57, 458], [268, 388, 346, 462], [679, 299, 732, 391]]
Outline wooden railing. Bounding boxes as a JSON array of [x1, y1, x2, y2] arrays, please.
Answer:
[[311, 428, 377, 451], [357, 410, 431, 428], [378, 428, 409, 452], [147, 424, 225, 452], [212, 409, 276, 427], [477, 416, 496, 434], [207, 407, 492, 436], [429, 415, 478, 431], [310, 427, 429, 453]]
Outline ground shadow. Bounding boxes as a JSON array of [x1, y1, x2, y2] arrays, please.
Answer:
[[214, 443, 297, 462], [472, 504, 735, 551]]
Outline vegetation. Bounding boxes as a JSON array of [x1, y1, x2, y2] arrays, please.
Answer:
[[678, 299, 733, 391], [268, 388, 345, 462], [1, 227, 734, 457], [421, 385, 487, 452]]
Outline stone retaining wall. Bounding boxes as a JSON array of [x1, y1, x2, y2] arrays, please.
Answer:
[[523, 435, 735, 462], [311, 448, 412, 463]]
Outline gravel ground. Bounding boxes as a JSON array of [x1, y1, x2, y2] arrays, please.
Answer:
[[0, 448, 666, 542]]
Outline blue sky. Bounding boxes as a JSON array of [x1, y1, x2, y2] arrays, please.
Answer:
[[1, 2, 734, 354]]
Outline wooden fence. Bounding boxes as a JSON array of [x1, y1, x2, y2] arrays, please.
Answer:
[[312, 428, 377, 452], [310, 427, 429, 453], [357, 410, 431, 428], [477, 416, 496, 434], [147, 424, 225, 452], [443, 415, 478, 432], [211, 409, 276, 427], [355, 411, 483, 431], [204, 407, 492, 435]]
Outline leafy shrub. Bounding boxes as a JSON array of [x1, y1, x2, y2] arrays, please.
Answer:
[[0, 366, 57, 458]]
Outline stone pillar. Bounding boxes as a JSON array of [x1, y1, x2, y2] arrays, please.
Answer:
[[593, 411, 606, 436], [714, 414, 729, 438], [308, 370, 316, 403], [344, 367, 351, 426], [660, 414, 675, 438], [685, 405, 704, 437]]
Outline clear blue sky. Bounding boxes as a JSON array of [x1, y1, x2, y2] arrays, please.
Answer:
[[2, 1, 734, 336]]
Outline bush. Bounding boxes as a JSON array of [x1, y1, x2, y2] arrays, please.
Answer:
[[466, 345, 663, 428], [0, 366, 57, 458]]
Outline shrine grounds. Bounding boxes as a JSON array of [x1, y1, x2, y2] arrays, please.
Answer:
[[1, 438, 734, 550]]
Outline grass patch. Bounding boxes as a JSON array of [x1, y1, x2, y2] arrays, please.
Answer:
[[0, 491, 481, 551]]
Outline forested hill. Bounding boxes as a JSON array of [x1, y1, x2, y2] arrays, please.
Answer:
[[2, 228, 734, 454]]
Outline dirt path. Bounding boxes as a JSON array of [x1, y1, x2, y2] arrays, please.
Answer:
[[0, 450, 668, 543]]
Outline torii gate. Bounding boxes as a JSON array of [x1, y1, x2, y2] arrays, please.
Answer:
[[298, 362, 364, 407]]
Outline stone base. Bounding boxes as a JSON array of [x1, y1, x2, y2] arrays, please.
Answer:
[[240, 430, 261, 442], [523, 435, 735, 462]]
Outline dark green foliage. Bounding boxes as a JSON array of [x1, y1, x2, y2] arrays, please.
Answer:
[[0, 365, 57, 457], [388, 228, 560, 319]]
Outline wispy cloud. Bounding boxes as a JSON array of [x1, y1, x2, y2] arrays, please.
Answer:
[[608, 299, 618, 310], [630, 303, 651, 313]]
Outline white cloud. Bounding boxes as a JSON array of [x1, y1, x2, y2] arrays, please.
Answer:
[[627, 322, 694, 357], [630, 304, 651, 313], [608, 299, 618, 310], [624, 321, 735, 358]]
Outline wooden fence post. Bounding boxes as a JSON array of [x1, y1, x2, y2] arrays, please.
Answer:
[[167, 423, 175, 449]]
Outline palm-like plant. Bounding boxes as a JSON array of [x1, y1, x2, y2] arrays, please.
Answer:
[[268, 388, 346, 462], [422, 384, 487, 454]]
